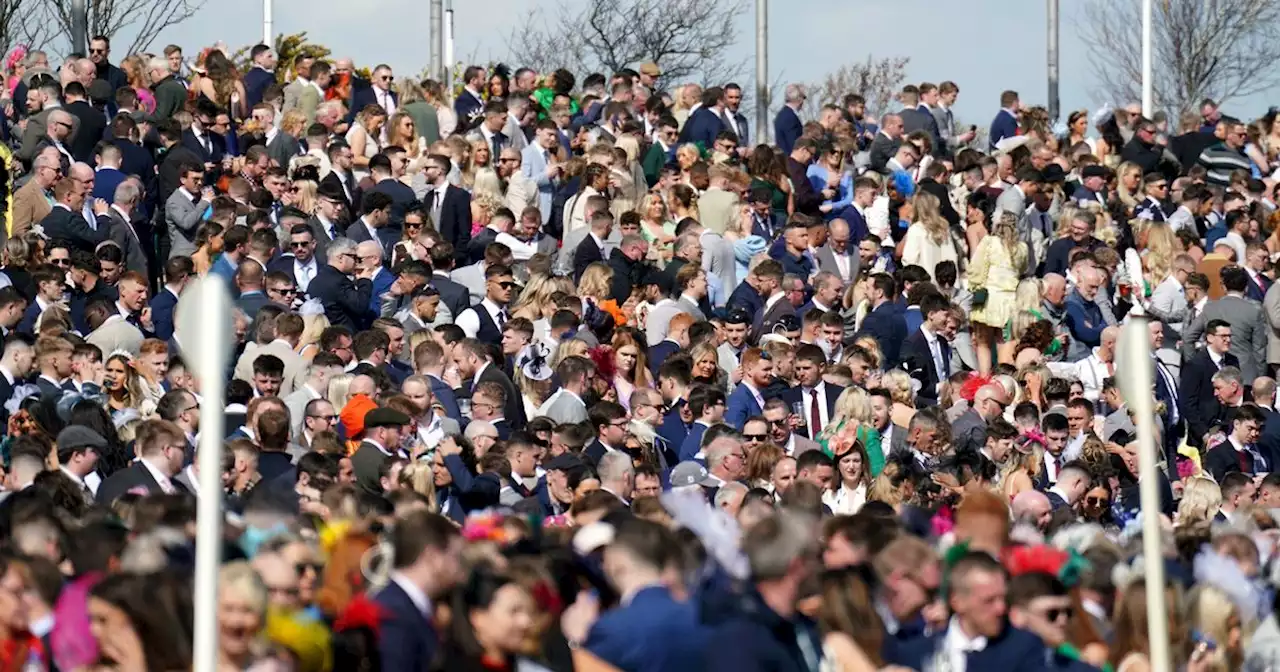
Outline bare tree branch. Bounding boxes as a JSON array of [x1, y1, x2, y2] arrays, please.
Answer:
[[1077, 0, 1280, 118], [803, 55, 910, 122], [42, 0, 205, 55], [506, 0, 745, 87]]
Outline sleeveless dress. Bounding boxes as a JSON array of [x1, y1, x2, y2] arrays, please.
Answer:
[[346, 123, 380, 183]]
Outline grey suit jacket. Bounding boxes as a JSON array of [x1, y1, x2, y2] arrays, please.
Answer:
[[700, 230, 736, 296], [234, 339, 307, 395], [814, 244, 859, 285], [268, 133, 303, 172], [87, 316, 144, 356], [452, 262, 486, 305], [994, 185, 1027, 220], [106, 210, 148, 277], [1265, 281, 1280, 365], [520, 143, 557, 224], [166, 189, 210, 259], [538, 388, 588, 424], [282, 79, 306, 115], [1147, 275, 1188, 337], [1182, 293, 1269, 381], [884, 423, 907, 456], [17, 108, 51, 164], [645, 298, 698, 344]]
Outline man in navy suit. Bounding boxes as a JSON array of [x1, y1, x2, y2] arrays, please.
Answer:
[[572, 211, 612, 283], [421, 154, 471, 264], [720, 83, 749, 146], [425, 243, 471, 320], [374, 510, 462, 672], [452, 66, 487, 129], [1179, 319, 1240, 448], [367, 150, 417, 228], [1205, 403, 1269, 482], [725, 348, 772, 430], [678, 386, 726, 462], [309, 238, 375, 331], [150, 257, 193, 341], [584, 401, 630, 467], [655, 357, 693, 449], [780, 345, 844, 441], [586, 518, 709, 672], [96, 418, 188, 504], [679, 87, 725, 149], [773, 83, 806, 155], [888, 552, 1048, 671], [988, 90, 1021, 150], [898, 294, 952, 406], [40, 179, 110, 252], [351, 63, 399, 118], [242, 44, 276, 108], [1244, 244, 1272, 301], [854, 273, 907, 367]]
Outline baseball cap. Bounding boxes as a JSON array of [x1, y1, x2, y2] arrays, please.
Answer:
[[669, 461, 716, 488]]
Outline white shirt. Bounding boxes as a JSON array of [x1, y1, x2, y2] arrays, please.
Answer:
[[921, 325, 947, 384], [457, 298, 508, 339], [365, 437, 392, 457], [802, 383, 831, 439], [293, 256, 319, 291], [360, 218, 385, 255], [181, 465, 199, 497], [944, 616, 987, 672], [831, 247, 853, 283], [389, 571, 430, 616], [60, 465, 95, 494]]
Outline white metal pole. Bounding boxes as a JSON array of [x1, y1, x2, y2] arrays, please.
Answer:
[[183, 278, 233, 672], [1115, 316, 1169, 672], [430, 0, 443, 81], [1047, 0, 1059, 122], [1141, 0, 1153, 117], [262, 0, 273, 46], [444, 3, 455, 95], [755, 0, 767, 143]]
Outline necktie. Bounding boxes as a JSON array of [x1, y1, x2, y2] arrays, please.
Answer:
[[426, 190, 438, 213], [202, 135, 211, 155], [1239, 449, 1250, 473], [940, 340, 951, 378], [809, 389, 822, 439], [492, 133, 504, 160], [1251, 445, 1266, 472], [191, 192, 200, 205], [497, 309, 507, 329], [1053, 454, 1063, 477], [1187, 305, 1198, 328], [328, 224, 337, 240]]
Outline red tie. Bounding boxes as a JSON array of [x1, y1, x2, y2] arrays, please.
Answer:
[[810, 390, 822, 439], [1240, 449, 1250, 473]]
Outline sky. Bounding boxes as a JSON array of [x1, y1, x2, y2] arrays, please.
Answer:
[[145, 0, 1280, 128]]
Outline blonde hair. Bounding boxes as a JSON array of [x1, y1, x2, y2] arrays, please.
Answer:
[[1142, 221, 1177, 283], [1185, 584, 1245, 671], [219, 560, 268, 616], [578, 263, 614, 301], [1176, 476, 1222, 525], [1116, 161, 1142, 208], [472, 167, 504, 202], [820, 387, 874, 445], [551, 338, 590, 367], [1015, 279, 1042, 312], [397, 462, 439, 510], [912, 191, 949, 243], [880, 369, 915, 406], [299, 313, 330, 355], [1000, 442, 1045, 486], [326, 374, 353, 411], [291, 179, 318, 215]]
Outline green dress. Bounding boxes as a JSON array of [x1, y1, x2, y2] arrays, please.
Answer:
[[819, 420, 886, 478], [749, 177, 787, 220]]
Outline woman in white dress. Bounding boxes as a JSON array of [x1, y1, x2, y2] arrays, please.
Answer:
[[822, 440, 870, 516], [346, 104, 386, 183]]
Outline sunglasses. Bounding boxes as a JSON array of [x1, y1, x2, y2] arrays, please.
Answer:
[[269, 287, 298, 295], [1085, 496, 1108, 507], [1038, 608, 1070, 622], [308, 414, 339, 422], [743, 433, 767, 442], [51, 258, 70, 266], [290, 241, 313, 248], [295, 562, 323, 575], [496, 281, 517, 290]]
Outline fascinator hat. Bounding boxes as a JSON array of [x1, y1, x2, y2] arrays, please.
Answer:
[[517, 342, 553, 381]]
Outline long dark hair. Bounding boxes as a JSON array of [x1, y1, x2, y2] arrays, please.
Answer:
[[69, 400, 128, 477], [441, 565, 528, 663], [90, 572, 194, 672]]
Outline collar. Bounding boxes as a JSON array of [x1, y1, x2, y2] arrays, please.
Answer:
[[946, 615, 988, 653], [1048, 485, 1071, 503], [389, 571, 431, 616], [366, 438, 391, 456], [59, 465, 87, 488], [139, 457, 174, 485], [764, 291, 785, 311]]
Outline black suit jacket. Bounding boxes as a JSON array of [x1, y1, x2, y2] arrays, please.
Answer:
[[572, 234, 605, 284], [158, 144, 206, 202], [1179, 349, 1240, 447], [65, 100, 107, 163], [309, 264, 373, 330], [95, 462, 185, 504], [477, 363, 526, 430], [1205, 440, 1269, 482], [181, 128, 227, 165], [899, 329, 951, 404], [369, 178, 416, 227], [467, 227, 499, 265], [39, 205, 109, 252], [320, 171, 361, 218], [779, 382, 845, 441], [432, 185, 471, 264]]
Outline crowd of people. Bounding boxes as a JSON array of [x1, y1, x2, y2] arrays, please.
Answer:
[[0, 30, 1275, 672]]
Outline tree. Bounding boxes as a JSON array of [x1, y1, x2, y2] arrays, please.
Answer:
[[0, 1, 51, 56], [42, 0, 205, 54], [507, 0, 745, 86], [1078, 0, 1280, 118], [803, 55, 910, 122]]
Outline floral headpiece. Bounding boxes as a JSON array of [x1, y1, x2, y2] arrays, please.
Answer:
[[1004, 544, 1091, 588], [5, 45, 26, 72], [587, 346, 617, 381], [462, 511, 513, 544], [958, 373, 995, 403], [333, 593, 389, 636], [1015, 429, 1048, 454]]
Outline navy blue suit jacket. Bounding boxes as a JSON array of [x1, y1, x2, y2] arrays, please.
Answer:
[[181, 128, 226, 164], [150, 289, 180, 341], [855, 301, 907, 367], [724, 385, 763, 431], [1247, 272, 1272, 302], [372, 581, 437, 672], [243, 68, 275, 109], [678, 421, 710, 463], [1180, 349, 1239, 448], [586, 586, 708, 672], [657, 402, 690, 463], [888, 624, 1048, 671], [989, 109, 1019, 150], [648, 339, 681, 377], [427, 373, 460, 416], [679, 107, 724, 149], [898, 329, 950, 404], [774, 106, 803, 155]]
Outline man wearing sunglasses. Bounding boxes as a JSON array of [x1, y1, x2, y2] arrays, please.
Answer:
[[1006, 573, 1078, 670], [456, 264, 516, 342]]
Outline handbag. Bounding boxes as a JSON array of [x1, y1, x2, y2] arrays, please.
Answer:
[[971, 288, 989, 308]]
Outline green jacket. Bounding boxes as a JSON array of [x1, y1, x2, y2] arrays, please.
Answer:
[[403, 101, 440, 145], [642, 142, 669, 188], [153, 77, 188, 123]]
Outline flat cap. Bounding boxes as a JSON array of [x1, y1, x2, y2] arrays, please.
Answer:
[[364, 407, 412, 428], [57, 425, 107, 451]]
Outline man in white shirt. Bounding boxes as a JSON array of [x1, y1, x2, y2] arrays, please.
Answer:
[[286, 225, 320, 292]]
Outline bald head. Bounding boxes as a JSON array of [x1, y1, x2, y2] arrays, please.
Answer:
[[349, 374, 376, 397], [356, 241, 382, 264], [70, 162, 93, 182], [1011, 490, 1051, 528], [47, 110, 73, 140]]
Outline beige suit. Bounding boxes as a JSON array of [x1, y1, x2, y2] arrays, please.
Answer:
[[296, 85, 322, 126], [87, 316, 144, 357], [234, 339, 307, 395], [504, 172, 537, 216], [698, 187, 740, 235], [282, 78, 308, 115], [11, 178, 51, 238]]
